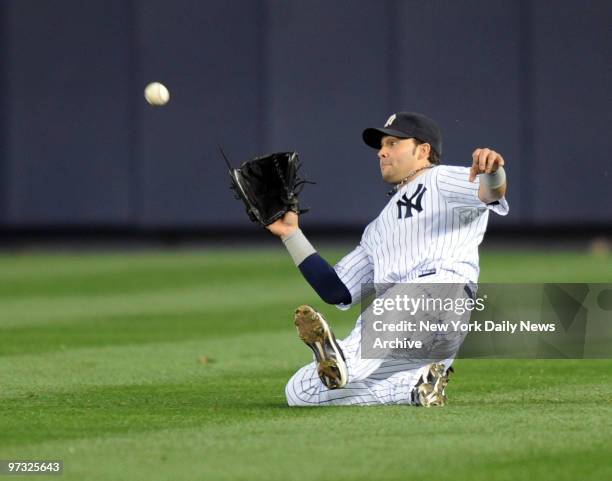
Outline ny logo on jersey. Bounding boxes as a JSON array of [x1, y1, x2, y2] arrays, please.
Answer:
[[397, 184, 427, 219]]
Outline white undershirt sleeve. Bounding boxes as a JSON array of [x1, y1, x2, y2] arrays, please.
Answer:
[[333, 243, 375, 310]]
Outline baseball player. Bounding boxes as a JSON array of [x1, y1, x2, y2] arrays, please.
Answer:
[[266, 112, 508, 407]]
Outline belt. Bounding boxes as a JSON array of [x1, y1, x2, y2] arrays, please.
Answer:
[[416, 268, 475, 300]]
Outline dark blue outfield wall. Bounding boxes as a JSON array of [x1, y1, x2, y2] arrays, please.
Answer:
[[0, 0, 609, 230]]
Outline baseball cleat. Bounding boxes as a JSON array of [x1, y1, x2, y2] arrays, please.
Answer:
[[294, 305, 348, 390], [416, 363, 454, 407]]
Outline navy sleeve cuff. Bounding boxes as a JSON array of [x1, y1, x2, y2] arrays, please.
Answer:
[[298, 253, 352, 305]]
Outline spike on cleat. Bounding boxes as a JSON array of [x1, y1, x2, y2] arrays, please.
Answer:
[[293, 305, 348, 390], [416, 362, 453, 407]]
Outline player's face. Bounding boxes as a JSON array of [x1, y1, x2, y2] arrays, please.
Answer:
[[378, 136, 424, 183]]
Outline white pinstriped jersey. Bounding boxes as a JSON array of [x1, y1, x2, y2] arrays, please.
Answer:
[[334, 165, 509, 309]]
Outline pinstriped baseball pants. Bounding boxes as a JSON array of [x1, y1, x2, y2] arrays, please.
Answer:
[[285, 280, 471, 406]]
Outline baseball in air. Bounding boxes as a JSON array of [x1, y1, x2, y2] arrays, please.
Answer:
[[144, 82, 170, 106]]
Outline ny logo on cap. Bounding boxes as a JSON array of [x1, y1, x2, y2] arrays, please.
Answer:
[[384, 114, 396, 127]]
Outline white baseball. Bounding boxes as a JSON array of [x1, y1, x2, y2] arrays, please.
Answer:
[[144, 82, 170, 106]]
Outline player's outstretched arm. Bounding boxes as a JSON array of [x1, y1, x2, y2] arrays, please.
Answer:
[[266, 211, 352, 306], [469, 148, 507, 203]]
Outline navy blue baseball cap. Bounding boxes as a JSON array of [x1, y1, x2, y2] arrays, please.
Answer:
[[362, 112, 442, 157]]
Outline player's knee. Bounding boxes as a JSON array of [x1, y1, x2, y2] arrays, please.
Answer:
[[285, 377, 308, 407], [285, 389, 308, 407], [285, 368, 318, 407]]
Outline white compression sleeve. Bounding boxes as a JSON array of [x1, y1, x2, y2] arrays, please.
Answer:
[[481, 166, 506, 189], [281, 229, 316, 266]]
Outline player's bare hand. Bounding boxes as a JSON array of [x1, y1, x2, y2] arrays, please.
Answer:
[[469, 148, 505, 182], [266, 211, 299, 238]]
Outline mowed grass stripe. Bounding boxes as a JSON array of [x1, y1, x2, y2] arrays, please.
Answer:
[[479, 251, 612, 282], [0, 281, 316, 329], [0, 250, 293, 280], [1, 306, 357, 357], [1, 361, 610, 481], [0, 250, 609, 298], [0, 252, 305, 298], [0, 329, 325, 400], [2, 407, 611, 481], [2, 359, 610, 440]]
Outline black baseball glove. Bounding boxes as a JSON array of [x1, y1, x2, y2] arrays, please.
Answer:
[[225, 151, 312, 226]]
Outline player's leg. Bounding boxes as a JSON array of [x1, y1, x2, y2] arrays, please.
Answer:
[[287, 305, 414, 406], [285, 358, 454, 406], [293, 305, 349, 389], [364, 277, 473, 406], [361, 361, 451, 405], [292, 305, 390, 388], [286, 282, 465, 407], [336, 278, 470, 406], [285, 362, 381, 406]]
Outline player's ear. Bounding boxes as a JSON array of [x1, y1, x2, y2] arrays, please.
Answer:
[[420, 143, 431, 161]]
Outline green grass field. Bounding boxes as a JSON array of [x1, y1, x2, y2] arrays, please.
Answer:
[[1, 248, 611, 481]]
